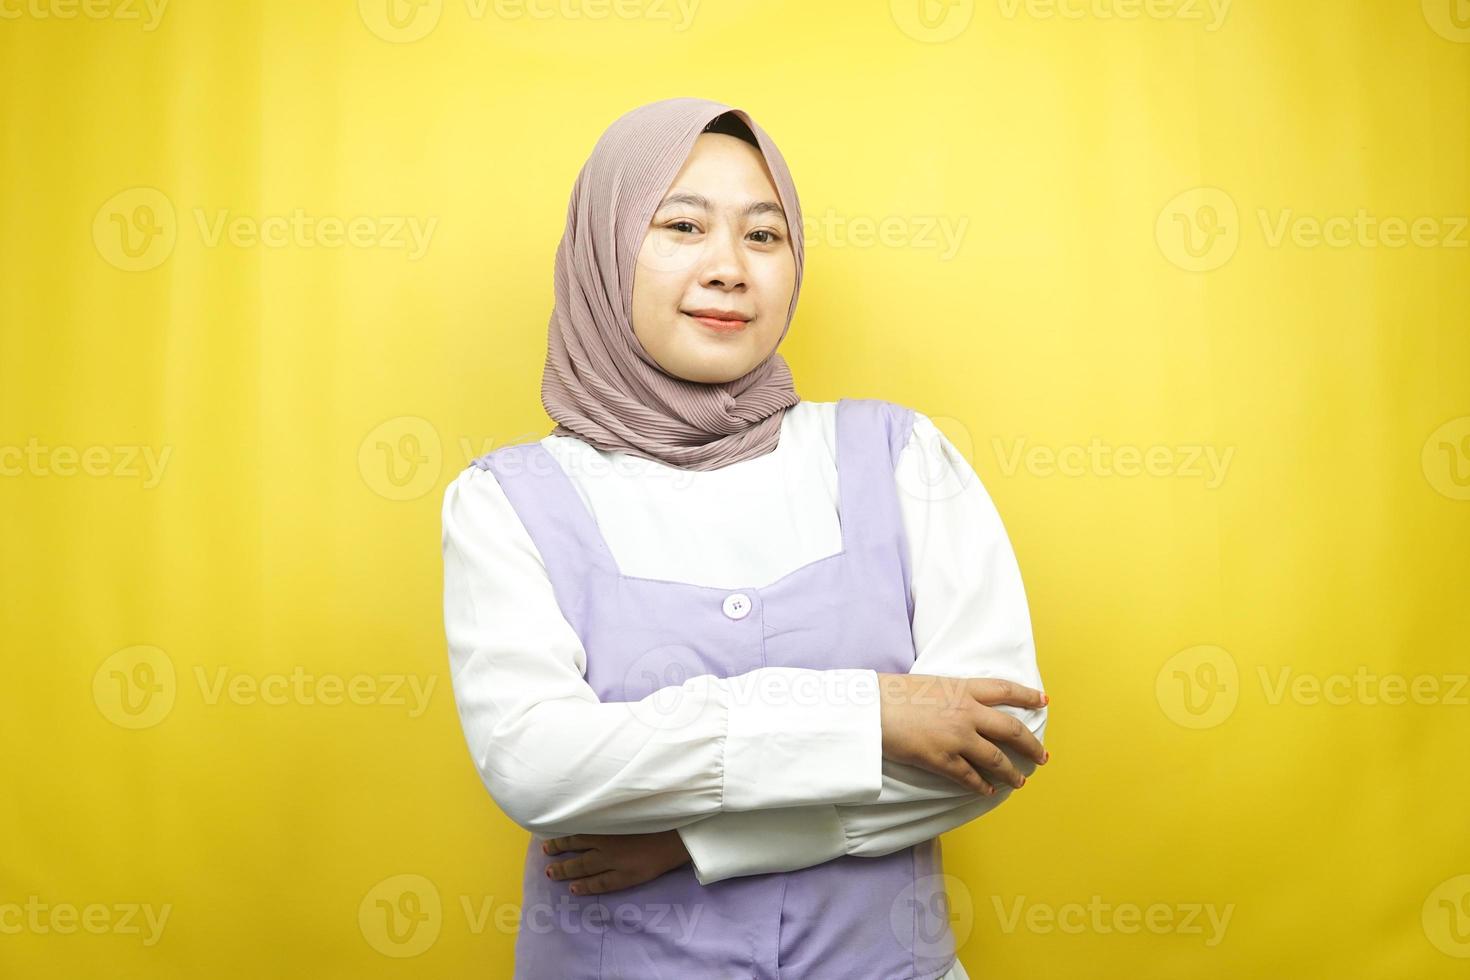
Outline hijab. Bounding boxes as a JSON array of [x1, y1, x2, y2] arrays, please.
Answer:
[[539, 97, 805, 472]]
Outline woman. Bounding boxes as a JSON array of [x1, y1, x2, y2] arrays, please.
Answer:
[[443, 97, 1049, 980]]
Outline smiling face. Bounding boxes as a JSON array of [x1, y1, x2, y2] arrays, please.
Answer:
[[630, 132, 797, 384]]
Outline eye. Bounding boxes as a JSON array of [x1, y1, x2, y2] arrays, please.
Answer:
[[749, 229, 783, 245], [668, 220, 700, 234]]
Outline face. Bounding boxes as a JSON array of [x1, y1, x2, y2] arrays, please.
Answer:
[[630, 132, 797, 384]]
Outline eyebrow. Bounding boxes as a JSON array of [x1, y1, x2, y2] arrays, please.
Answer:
[[655, 191, 787, 223]]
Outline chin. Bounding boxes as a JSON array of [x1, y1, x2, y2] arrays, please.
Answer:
[[678, 367, 746, 384], [662, 340, 748, 381], [670, 355, 754, 384]]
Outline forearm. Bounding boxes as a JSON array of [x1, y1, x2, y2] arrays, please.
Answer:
[[454, 658, 886, 837], [678, 714, 1046, 884]]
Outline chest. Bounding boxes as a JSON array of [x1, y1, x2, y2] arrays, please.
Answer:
[[476, 397, 920, 701]]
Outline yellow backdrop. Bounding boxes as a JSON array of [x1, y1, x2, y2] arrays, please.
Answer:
[[3, 0, 1468, 976]]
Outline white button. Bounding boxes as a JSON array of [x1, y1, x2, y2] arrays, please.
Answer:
[[722, 593, 752, 620]]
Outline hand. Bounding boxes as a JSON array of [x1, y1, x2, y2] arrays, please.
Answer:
[[541, 831, 691, 896], [876, 674, 1049, 796]]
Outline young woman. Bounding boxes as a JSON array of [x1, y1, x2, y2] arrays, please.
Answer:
[[443, 97, 1050, 980]]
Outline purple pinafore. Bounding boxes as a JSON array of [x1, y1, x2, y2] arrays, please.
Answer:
[[472, 397, 958, 979]]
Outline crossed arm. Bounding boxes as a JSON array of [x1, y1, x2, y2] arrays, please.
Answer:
[[442, 412, 1046, 885], [674, 415, 1046, 882]]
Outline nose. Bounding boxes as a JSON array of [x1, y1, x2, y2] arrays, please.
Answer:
[[698, 225, 748, 292]]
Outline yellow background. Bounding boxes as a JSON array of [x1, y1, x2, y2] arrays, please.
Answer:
[[3, 0, 1468, 976]]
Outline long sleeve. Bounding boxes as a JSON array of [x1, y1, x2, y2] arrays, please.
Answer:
[[677, 411, 1047, 884], [443, 464, 886, 838]]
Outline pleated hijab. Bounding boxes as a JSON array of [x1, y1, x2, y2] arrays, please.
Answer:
[[539, 97, 805, 471]]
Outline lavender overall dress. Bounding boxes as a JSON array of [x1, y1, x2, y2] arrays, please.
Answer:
[[473, 398, 958, 980]]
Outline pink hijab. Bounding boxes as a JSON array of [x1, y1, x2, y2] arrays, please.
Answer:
[[539, 97, 805, 471]]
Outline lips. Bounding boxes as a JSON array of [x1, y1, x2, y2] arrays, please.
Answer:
[[683, 309, 750, 323], [683, 309, 751, 333]]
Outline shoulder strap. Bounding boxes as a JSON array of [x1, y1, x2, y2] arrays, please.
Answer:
[[835, 398, 917, 623], [468, 443, 618, 630]]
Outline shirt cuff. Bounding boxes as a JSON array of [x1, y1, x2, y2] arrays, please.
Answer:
[[678, 806, 851, 885], [720, 667, 883, 811]]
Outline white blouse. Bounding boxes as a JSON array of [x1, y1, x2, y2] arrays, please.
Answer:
[[442, 400, 1046, 980]]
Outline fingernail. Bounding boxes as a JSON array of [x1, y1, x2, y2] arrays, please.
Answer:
[[1017, 776, 1026, 787], [570, 884, 582, 894], [1041, 694, 1050, 706], [1042, 751, 1050, 764]]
